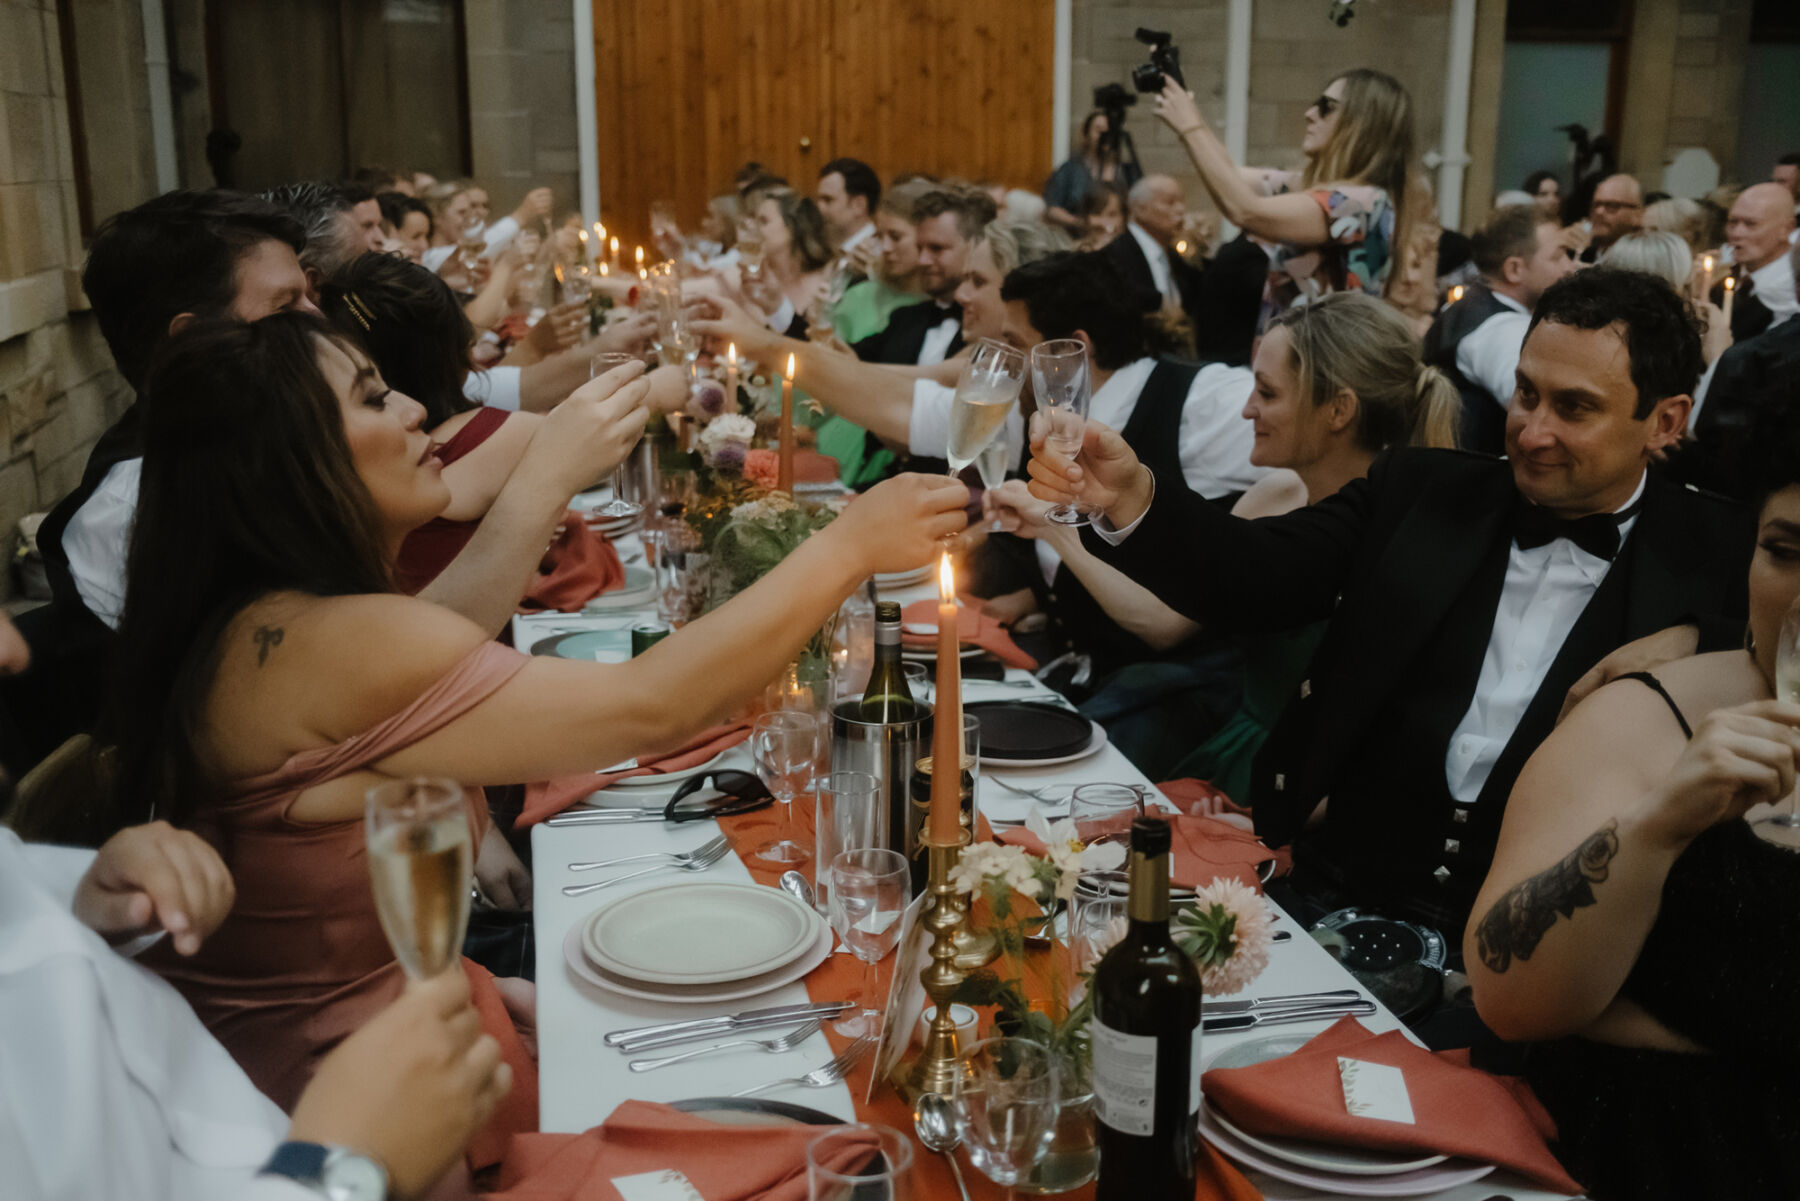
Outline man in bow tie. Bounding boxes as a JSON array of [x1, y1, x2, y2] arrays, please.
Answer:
[[1026, 268, 1752, 971]]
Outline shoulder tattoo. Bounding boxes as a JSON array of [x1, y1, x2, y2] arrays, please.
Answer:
[[253, 625, 285, 667]]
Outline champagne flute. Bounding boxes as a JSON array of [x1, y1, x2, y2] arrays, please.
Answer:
[[946, 339, 1027, 476], [752, 710, 821, 864], [952, 1037, 1059, 1199], [1029, 339, 1094, 526], [827, 847, 910, 1036], [364, 778, 472, 980], [1759, 604, 1800, 846], [590, 351, 643, 519], [737, 218, 766, 278], [975, 436, 1013, 531]]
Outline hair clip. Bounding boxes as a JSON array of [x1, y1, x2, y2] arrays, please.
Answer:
[[344, 291, 374, 332]]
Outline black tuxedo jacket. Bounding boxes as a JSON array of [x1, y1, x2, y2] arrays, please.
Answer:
[[1711, 278, 1776, 344], [850, 299, 962, 366], [1087, 448, 1751, 915], [1103, 229, 1201, 317], [1669, 315, 1800, 499]]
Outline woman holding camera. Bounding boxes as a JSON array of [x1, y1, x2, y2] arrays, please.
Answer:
[[1153, 68, 1417, 334]]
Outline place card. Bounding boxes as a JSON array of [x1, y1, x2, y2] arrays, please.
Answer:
[[1338, 1057, 1415, 1124], [867, 891, 931, 1103], [611, 1169, 706, 1201]]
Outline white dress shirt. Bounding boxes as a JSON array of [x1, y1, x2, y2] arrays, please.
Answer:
[[1749, 252, 1799, 324], [907, 379, 1026, 467], [0, 830, 310, 1201], [918, 304, 961, 366], [58, 457, 139, 630], [1453, 291, 1529, 411], [1443, 472, 1645, 803], [421, 244, 455, 273], [1126, 221, 1178, 305], [461, 364, 523, 412], [479, 215, 519, 258], [839, 222, 876, 256], [1033, 356, 1266, 584]]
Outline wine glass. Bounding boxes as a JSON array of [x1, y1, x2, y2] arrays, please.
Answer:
[[737, 218, 766, 278], [1070, 782, 1144, 839], [828, 847, 910, 1036], [951, 1037, 1059, 1198], [364, 778, 472, 980], [589, 351, 643, 519], [806, 1123, 913, 1201], [946, 339, 1027, 477], [752, 710, 821, 864], [1028, 339, 1094, 526], [1759, 604, 1800, 847]]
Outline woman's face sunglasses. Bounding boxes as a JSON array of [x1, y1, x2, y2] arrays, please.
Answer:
[[663, 770, 774, 823], [1311, 93, 1340, 119]]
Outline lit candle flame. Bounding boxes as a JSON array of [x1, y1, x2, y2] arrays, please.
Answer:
[[785, 353, 796, 381], [1724, 276, 1736, 292], [638, 267, 647, 280], [579, 229, 589, 244], [610, 236, 620, 256], [599, 262, 609, 276], [553, 262, 564, 285], [635, 245, 645, 266], [728, 343, 738, 367], [1176, 239, 1189, 256], [595, 221, 605, 242], [1450, 284, 1465, 303], [1703, 253, 1714, 270], [938, 551, 955, 603]]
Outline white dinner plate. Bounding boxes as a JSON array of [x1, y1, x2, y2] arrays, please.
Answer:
[[582, 565, 655, 610], [580, 747, 735, 792], [1197, 1104, 1494, 1196], [899, 645, 985, 662], [581, 882, 824, 984], [980, 721, 1107, 769], [562, 916, 834, 1004], [874, 565, 932, 588]]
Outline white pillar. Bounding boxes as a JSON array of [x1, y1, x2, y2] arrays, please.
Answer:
[[141, 0, 178, 192], [1224, 0, 1251, 165], [1437, 0, 1478, 230], [1052, 0, 1072, 167], [573, 0, 600, 226]]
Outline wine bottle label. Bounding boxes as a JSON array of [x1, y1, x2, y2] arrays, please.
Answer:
[[1091, 1018, 1157, 1136]]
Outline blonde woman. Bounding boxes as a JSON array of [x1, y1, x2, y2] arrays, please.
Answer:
[[989, 291, 1459, 784], [1602, 233, 1732, 365], [1153, 68, 1416, 331], [1643, 196, 1710, 256]]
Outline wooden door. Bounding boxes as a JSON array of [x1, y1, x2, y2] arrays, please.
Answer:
[[591, 0, 1053, 247]]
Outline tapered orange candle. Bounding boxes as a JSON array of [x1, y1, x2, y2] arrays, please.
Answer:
[[1723, 274, 1736, 328], [778, 353, 796, 493], [609, 236, 620, 269], [928, 551, 962, 845], [594, 222, 605, 264]]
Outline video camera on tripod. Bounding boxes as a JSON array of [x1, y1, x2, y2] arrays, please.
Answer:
[[1090, 28, 1185, 178]]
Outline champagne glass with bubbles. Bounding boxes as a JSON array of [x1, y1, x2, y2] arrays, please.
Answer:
[[946, 339, 1026, 478], [590, 351, 644, 519], [1760, 603, 1800, 846], [365, 778, 472, 980], [1029, 339, 1094, 526]]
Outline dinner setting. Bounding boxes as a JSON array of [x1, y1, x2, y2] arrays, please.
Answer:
[[7, 2, 1800, 1200]]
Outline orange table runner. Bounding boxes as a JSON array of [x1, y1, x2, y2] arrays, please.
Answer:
[[715, 801, 1262, 1201]]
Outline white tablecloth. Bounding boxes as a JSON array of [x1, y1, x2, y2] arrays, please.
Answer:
[[528, 558, 1580, 1199]]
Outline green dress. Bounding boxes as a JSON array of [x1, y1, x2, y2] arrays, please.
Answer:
[[831, 277, 919, 344], [1171, 622, 1327, 803], [811, 277, 921, 488]]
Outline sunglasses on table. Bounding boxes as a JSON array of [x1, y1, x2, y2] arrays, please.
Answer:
[[663, 770, 774, 823]]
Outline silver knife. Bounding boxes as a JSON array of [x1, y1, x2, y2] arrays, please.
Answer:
[[545, 807, 666, 826], [1201, 989, 1363, 1017], [604, 1001, 851, 1048], [1203, 1000, 1376, 1033]]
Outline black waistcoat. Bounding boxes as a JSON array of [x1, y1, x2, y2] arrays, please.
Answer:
[[40, 403, 143, 623], [1421, 283, 1513, 456]]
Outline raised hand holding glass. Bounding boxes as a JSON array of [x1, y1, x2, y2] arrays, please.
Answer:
[[1028, 339, 1094, 526]]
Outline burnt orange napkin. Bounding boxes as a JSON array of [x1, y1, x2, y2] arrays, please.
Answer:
[[1202, 1016, 1583, 1194], [900, 596, 1037, 670], [519, 513, 625, 613], [484, 1099, 878, 1201], [1000, 811, 1273, 892], [517, 722, 753, 827]]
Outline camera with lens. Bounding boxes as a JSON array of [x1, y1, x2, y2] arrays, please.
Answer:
[[1129, 26, 1184, 93]]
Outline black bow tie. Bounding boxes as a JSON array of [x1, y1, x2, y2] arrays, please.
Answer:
[[1511, 496, 1642, 561]]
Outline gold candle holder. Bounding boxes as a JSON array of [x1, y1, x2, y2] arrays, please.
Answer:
[[893, 832, 976, 1103]]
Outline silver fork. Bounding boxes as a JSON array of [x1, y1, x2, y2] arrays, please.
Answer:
[[569, 834, 729, 873], [560, 837, 732, 896], [627, 1019, 823, 1072], [727, 1035, 876, 1097], [989, 776, 1066, 804]]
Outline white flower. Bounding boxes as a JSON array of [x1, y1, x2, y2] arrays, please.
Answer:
[[948, 842, 1038, 898], [728, 494, 799, 524], [1025, 808, 1128, 901], [1175, 876, 1274, 996], [698, 413, 756, 457]]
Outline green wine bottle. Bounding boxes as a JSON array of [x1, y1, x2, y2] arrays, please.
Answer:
[[858, 601, 919, 723]]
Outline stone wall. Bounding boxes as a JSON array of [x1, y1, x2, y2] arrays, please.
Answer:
[[464, 0, 581, 215], [1666, 0, 1752, 175], [0, 0, 134, 600]]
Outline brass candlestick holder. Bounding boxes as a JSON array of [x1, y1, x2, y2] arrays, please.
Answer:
[[893, 831, 976, 1103]]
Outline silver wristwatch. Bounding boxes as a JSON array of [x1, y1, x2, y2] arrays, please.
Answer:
[[259, 1140, 389, 1201]]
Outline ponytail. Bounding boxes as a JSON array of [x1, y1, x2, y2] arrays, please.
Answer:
[[1410, 363, 1462, 449]]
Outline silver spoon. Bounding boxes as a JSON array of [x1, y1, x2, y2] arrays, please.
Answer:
[[779, 870, 816, 908], [913, 1092, 971, 1201]]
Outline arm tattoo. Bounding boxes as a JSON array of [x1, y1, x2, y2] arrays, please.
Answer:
[[1475, 819, 1620, 973], [252, 625, 284, 667]]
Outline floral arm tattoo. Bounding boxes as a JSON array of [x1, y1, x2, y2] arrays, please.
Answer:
[[1475, 819, 1620, 973]]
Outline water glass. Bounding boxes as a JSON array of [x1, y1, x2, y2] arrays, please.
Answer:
[[753, 711, 821, 865], [815, 771, 882, 912], [806, 1123, 913, 1201], [829, 848, 910, 1037], [590, 351, 643, 518], [364, 778, 471, 981], [952, 1037, 1059, 1192], [1028, 339, 1093, 526], [650, 527, 708, 626], [1070, 782, 1142, 839]]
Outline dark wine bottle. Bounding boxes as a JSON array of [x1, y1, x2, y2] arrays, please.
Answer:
[[858, 601, 919, 722], [1091, 817, 1203, 1200]]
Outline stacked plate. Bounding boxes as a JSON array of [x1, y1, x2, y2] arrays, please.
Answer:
[[873, 564, 933, 589], [1199, 1035, 1497, 1196], [582, 564, 656, 610], [586, 510, 643, 540], [562, 881, 833, 1004]]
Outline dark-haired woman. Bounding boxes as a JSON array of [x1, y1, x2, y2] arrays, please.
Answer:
[[111, 313, 965, 1134], [1468, 403, 1800, 1199], [1523, 169, 1562, 223]]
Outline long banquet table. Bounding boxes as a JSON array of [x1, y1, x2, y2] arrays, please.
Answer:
[[528, 529, 1580, 1200]]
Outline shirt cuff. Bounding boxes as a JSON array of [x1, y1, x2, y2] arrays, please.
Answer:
[[766, 299, 796, 333], [1090, 471, 1156, 544]]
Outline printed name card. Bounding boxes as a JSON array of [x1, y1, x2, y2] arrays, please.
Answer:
[[1338, 1057, 1416, 1124], [612, 1169, 706, 1201]]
